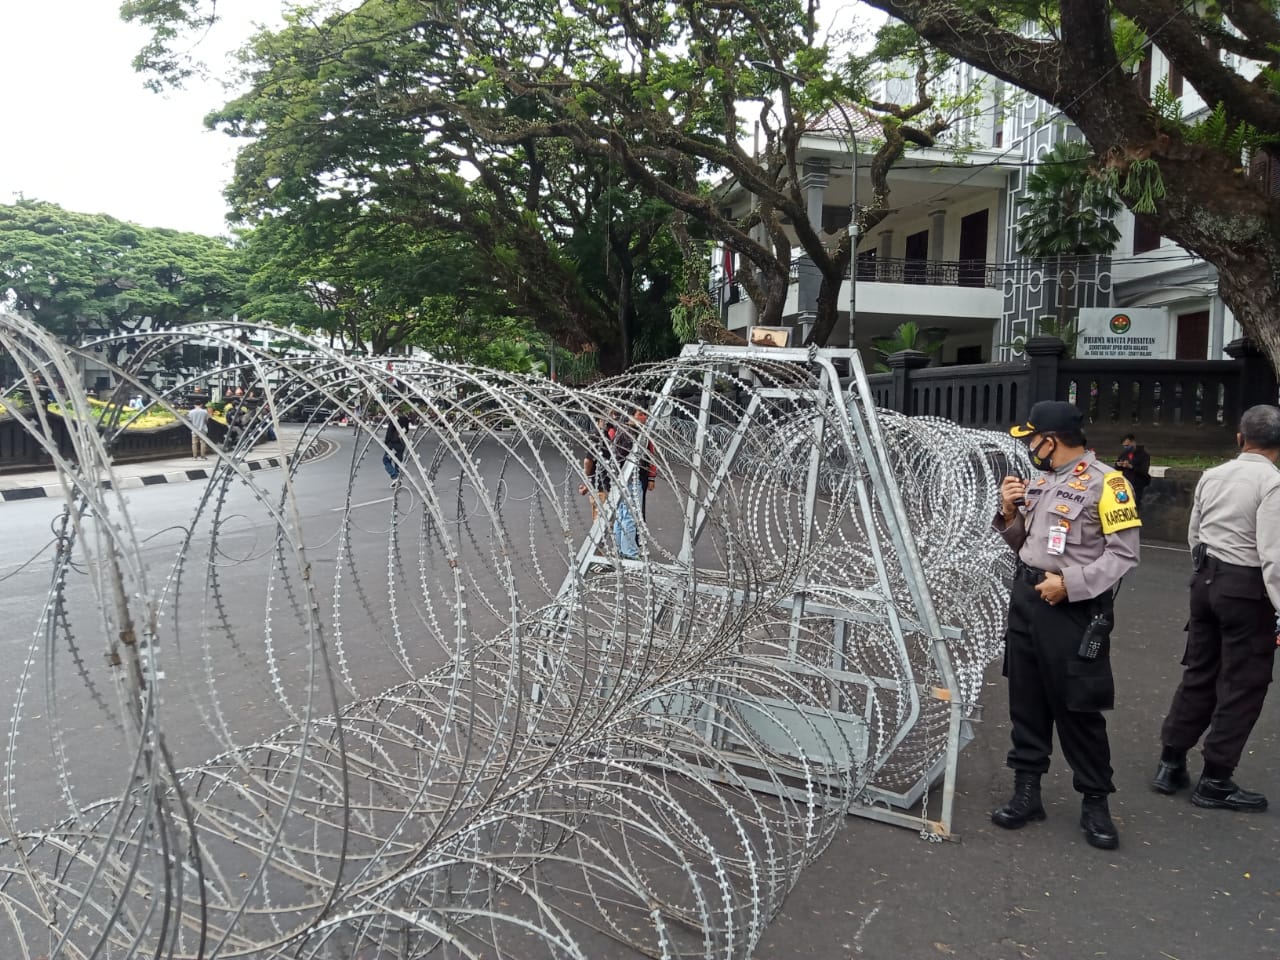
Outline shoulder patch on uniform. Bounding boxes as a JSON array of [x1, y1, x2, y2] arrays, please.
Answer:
[[1099, 471, 1141, 533]]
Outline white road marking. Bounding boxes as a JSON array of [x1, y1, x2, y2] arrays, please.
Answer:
[[852, 904, 881, 954], [333, 497, 394, 510]]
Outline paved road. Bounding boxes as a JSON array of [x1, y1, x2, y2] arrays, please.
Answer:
[[1, 432, 1276, 959], [760, 538, 1280, 960]]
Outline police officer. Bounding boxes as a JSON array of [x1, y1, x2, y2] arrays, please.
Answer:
[[994, 401, 1142, 849], [1151, 404, 1280, 811]]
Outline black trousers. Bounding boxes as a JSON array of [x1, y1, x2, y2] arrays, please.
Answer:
[[1003, 578, 1116, 795], [1160, 558, 1277, 772]]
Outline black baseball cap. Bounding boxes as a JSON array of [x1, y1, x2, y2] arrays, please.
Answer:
[[1009, 400, 1083, 438]]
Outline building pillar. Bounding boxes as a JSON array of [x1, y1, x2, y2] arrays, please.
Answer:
[[886, 350, 932, 415], [1024, 336, 1068, 415], [1225, 338, 1278, 411], [1209, 288, 1227, 359], [929, 209, 947, 266], [801, 158, 830, 238], [927, 209, 947, 284], [795, 158, 830, 326], [876, 229, 894, 280]]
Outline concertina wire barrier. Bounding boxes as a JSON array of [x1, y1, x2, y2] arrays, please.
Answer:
[[0, 313, 1025, 959]]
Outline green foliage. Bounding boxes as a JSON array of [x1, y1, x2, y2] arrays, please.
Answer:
[[1150, 77, 1184, 130], [1110, 15, 1149, 70], [120, 0, 212, 89], [1185, 102, 1272, 161], [238, 205, 520, 356], [999, 315, 1082, 359], [1028, 315, 1081, 355], [1117, 157, 1166, 215], [1016, 141, 1121, 258], [871, 321, 941, 372], [556, 347, 602, 386], [1151, 74, 1278, 162], [201, 0, 690, 372], [0, 198, 248, 346]]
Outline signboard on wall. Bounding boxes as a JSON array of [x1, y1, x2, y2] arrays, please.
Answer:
[[1076, 308, 1170, 359]]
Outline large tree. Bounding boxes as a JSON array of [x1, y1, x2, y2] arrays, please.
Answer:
[[185, 2, 691, 371], [0, 198, 247, 363], [857, 0, 1280, 371], [124, 0, 986, 354]]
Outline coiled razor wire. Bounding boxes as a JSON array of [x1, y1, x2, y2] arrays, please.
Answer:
[[0, 313, 1027, 958]]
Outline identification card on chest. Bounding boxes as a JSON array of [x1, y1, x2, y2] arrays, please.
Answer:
[[1046, 519, 1069, 556]]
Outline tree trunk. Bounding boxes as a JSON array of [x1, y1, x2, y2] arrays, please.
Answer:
[[809, 271, 845, 347], [756, 266, 791, 326], [616, 276, 634, 371]]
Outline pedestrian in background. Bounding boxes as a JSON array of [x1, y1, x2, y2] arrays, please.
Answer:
[[578, 416, 614, 523], [994, 401, 1142, 850], [610, 407, 653, 560], [631, 407, 658, 522], [1114, 433, 1151, 508], [1151, 404, 1280, 812], [382, 407, 414, 487], [187, 398, 210, 460]]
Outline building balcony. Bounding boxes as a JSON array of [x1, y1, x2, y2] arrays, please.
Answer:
[[723, 257, 1006, 357]]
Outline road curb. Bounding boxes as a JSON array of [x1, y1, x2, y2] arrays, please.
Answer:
[[0, 455, 289, 502]]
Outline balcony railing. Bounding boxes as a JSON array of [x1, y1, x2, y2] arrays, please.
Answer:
[[858, 257, 999, 288], [780, 257, 1005, 288]]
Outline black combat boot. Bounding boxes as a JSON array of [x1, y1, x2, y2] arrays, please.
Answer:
[[1151, 746, 1190, 795], [991, 771, 1046, 829], [1191, 776, 1268, 812], [1080, 794, 1119, 850]]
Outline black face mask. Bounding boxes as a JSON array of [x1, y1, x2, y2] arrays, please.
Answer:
[[1029, 436, 1057, 471]]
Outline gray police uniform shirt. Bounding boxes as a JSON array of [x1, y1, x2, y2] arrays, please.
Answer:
[[1187, 452, 1280, 611], [994, 451, 1142, 601]]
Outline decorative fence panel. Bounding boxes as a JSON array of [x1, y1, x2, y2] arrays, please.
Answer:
[[865, 337, 1277, 457]]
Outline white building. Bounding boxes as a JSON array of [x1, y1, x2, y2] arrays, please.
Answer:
[[717, 45, 1275, 363], [717, 110, 1015, 365]]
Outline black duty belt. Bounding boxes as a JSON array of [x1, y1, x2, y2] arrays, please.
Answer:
[[1014, 561, 1056, 585], [1204, 554, 1262, 574]]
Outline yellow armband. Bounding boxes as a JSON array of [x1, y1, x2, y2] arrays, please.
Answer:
[[1099, 471, 1142, 534]]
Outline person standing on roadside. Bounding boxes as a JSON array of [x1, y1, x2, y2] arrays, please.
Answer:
[[1151, 404, 1280, 812], [578, 416, 614, 524], [610, 406, 654, 560], [628, 407, 658, 522], [1114, 433, 1152, 508], [188, 398, 210, 460], [993, 401, 1142, 851], [382, 407, 414, 487]]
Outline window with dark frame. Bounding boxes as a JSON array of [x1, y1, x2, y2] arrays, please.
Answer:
[[904, 230, 929, 284], [1133, 212, 1162, 254], [1250, 147, 1280, 198]]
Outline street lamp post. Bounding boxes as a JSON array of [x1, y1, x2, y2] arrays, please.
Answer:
[[829, 100, 860, 349], [747, 60, 859, 347]]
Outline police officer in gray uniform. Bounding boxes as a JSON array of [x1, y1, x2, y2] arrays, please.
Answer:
[[994, 401, 1142, 850], [1151, 404, 1280, 811]]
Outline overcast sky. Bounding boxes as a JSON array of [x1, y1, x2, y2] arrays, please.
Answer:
[[0, 3, 268, 237]]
